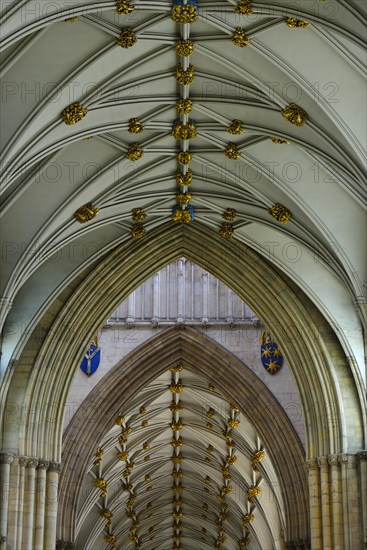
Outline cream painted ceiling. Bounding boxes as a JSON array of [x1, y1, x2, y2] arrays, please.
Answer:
[[0, 3, 366, 380]]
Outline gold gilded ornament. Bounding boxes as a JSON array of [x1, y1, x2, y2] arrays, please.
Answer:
[[143, 442, 150, 451], [141, 419, 148, 427], [176, 192, 192, 206], [232, 27, 251, 47], [205, 457, 211, 464], [223, 485, 233, 494], [172, 121, 197, 141], [224, 143, 240, 160], [176, 170, 193, 187], [222, 208, 237, 221], [247, 485, 261, 502], [176, 64, 194, 85], [206, 444, 213, 453], [228, 418, 240, 429], [227, 120, 243, 135], [226, 454, 237, 465], [102, 509, 113, 528], [116, 27, 137, 48], [239, 538, 251, 548], [132, 208, 147, 222], [144, 455, 150, 462], [94, 447, 103, 466], [171, 437, 183, 447], [272, 137, 290, 144], [61, 102, 87, 125], [268, 203, 292, 224], [171, 453, 183, 464], [170, 363, 184, 372], [172, 469, 183, 478], [230, 402, 239, 412], [177, 151, 192, 165], [177, 99, 193, 114], [94, 478, 108, 497], [176, 39, 194, 56], [74, 203, 98, 223], [170, 420, 184, 430], [208, 384, 215, 392], [286, 17, 310, 28], [128, 118, 144, 134], [207, 422, 213, 430], [242, 513, 254, 528], [234, 0, 253, 15], [117, 451, 129, 461], [219, 223, 234, 239], [207, 408, 215, 418], [139, 406, 147, 416], [122, 427, 132, 438], [126, 143, 144, 161], [171, 5, 198, 24], [145, 474, 151, 482], [172, 484, 183, 493], [64, 17, 78, 22], [115, 0, 135, 15], [172, 510, 183, 519], [170, 401, 183, 412], [251, 450, 265, 471], [131, 223, 147, 239], [204, 476, 211, 484], [172, 209, 191, 224], [281, 103, 307, 126], [115, 415, 125, 426], [169, 382, 183, 393]]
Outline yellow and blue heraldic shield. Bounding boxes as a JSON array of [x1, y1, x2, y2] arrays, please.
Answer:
[[260, 330, 283, 374], [80, 337, 101, 376]]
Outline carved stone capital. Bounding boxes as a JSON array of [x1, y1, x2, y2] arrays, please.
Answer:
[[0, 453, 14, 465], [0, 536, 7, 543], [317, 456, 328, 468], [338, 454, 348, 464], [18, 456, 29, 467], [48, 461, 62, 473], [305, 459, 318, 471], [26, 458, 39, 469], [37, 460, 50, 471], [357, 451, 367, 462], [328, 454, 339, 466]]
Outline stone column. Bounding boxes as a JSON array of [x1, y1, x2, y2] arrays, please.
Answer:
[[306, 459, 321, 550], [357, 452, 367, 550], [226, 287, 234, 324], [0, 453, 14, 549], [201, 271, 209, 326], [177, 258, 185, 323], [44, 462, 61, 550], [151, 272, 160, 328], [23, 458, 38, 549], [328, 454, 343, 549], [34, 460, 49, 549], [16, 457, 27, 550], [126, 292, 135, 328], [338, 454, 350, 549], [317, 456, 332, 549]]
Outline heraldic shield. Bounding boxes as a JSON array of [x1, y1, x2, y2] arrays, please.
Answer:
[[80, 338, 101, 376], [260, 331, 283, 374]]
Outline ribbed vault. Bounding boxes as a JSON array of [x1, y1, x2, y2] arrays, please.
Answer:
[[59, 326, 307, 549]]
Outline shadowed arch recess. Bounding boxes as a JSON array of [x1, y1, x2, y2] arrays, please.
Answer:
[[58, 325, 308, 547]]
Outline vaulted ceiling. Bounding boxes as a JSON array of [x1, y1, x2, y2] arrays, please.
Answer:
[[1, 1, 366, 383], [75, 366, 285, 550]]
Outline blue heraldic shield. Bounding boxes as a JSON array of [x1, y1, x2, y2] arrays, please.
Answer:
[[260, 330, 283, 374], [80, 339, 101, 376]]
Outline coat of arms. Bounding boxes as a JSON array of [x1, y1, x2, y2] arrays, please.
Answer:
[[80, 337, 101, 376], [260, 331, 283, 374]]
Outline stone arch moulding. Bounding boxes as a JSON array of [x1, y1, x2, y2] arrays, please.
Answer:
[[58, 325, 308, 546], [13, 224, 364, 462]]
